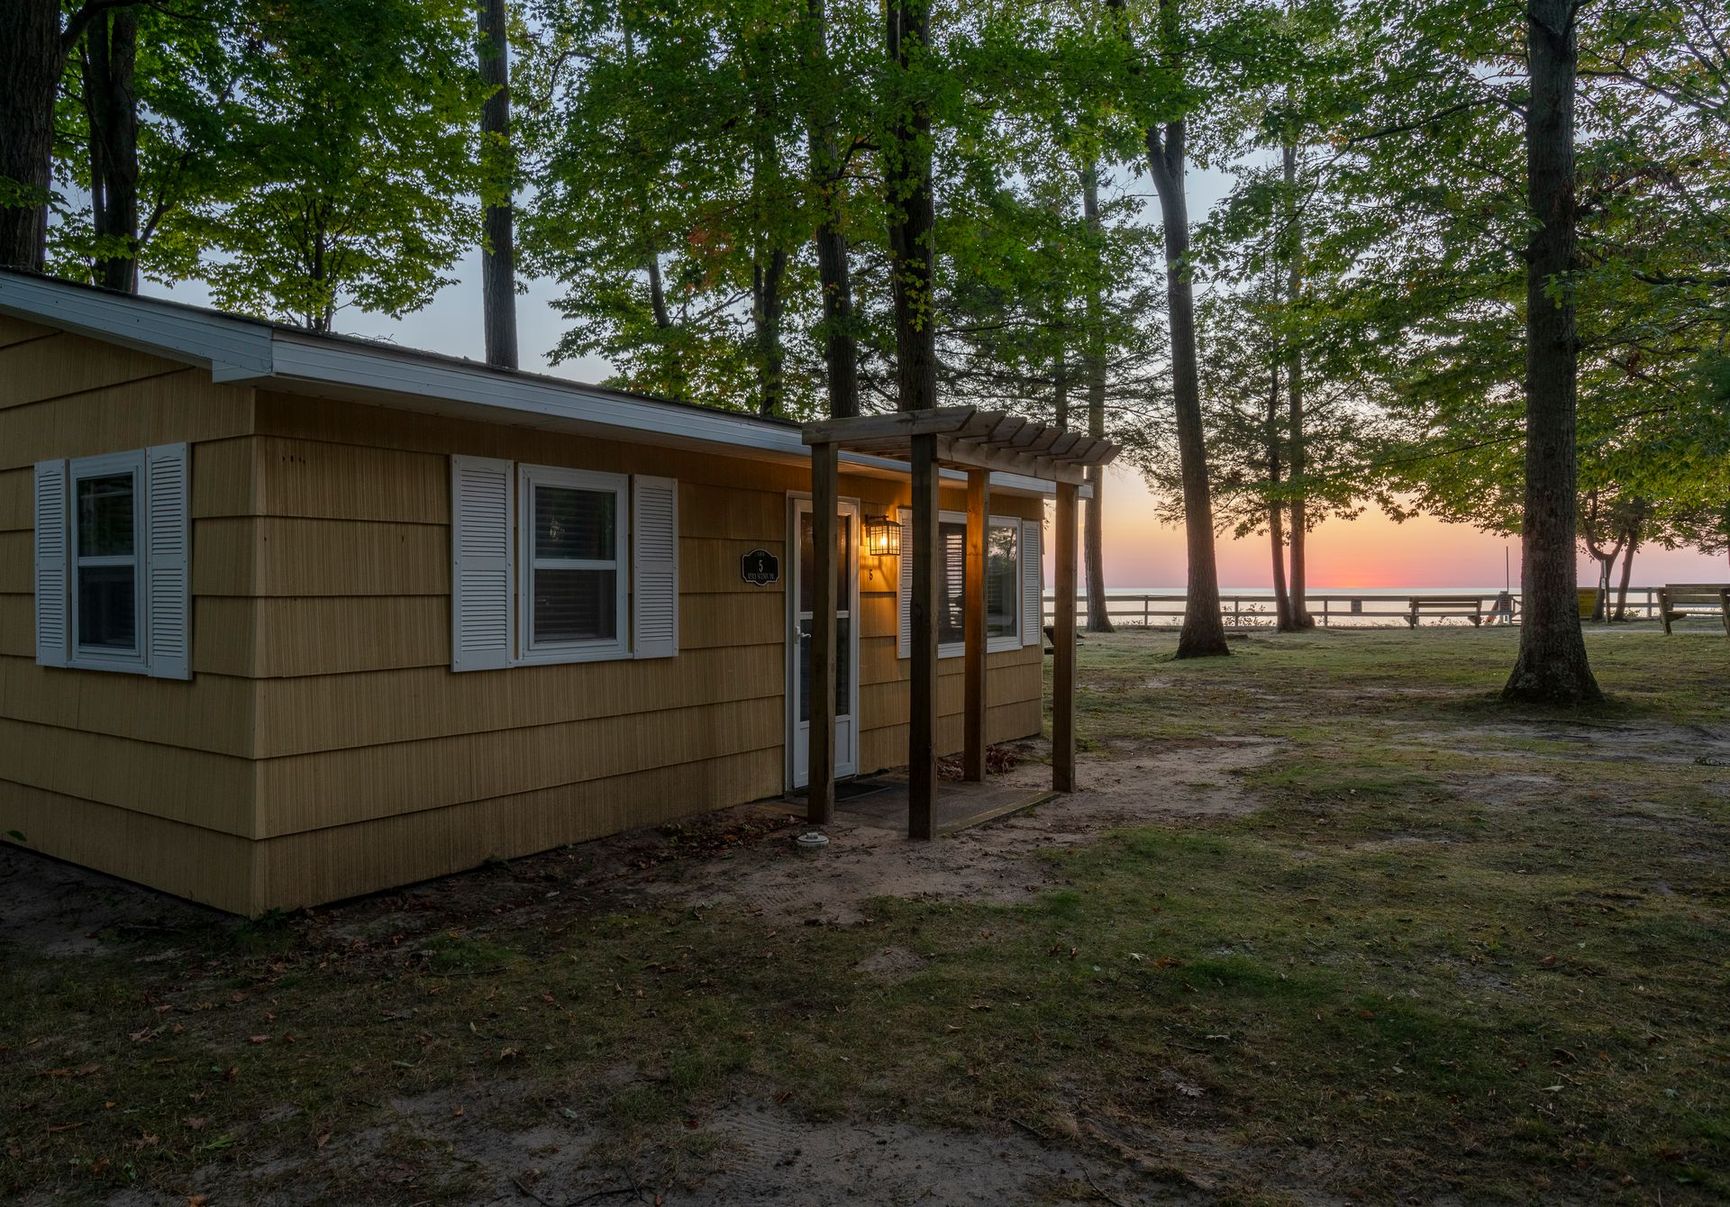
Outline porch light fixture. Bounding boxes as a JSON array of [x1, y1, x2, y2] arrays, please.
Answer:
[[864, 513, 902, 558]]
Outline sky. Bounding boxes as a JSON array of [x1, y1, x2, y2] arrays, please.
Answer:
[[141, 161, 1724, 593]]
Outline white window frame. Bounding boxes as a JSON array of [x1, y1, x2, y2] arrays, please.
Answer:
[[516, 464, 631, 665], [68, 450, 149, 675], [934, 509, 1023, 658]]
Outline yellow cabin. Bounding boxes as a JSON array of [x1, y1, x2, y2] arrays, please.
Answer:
[[0, 270, 1069, 914]]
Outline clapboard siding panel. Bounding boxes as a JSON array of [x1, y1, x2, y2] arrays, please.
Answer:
[[251, 437, 448, 523], [0, 594, 28, 657], [858, 700, 1043, 775], [0, 532, 27, 594], [187, 521, 830, 599], [251, 644, 785, 757], [193, 516, 447, 597], [0, 315, 55, 347], [257, 392, 817, 495], [0, 369, 253, 469], [251, 747, 783, 910], [0, 783, 256, 914], [255, 695, 785, 835], [187, 591, 786, 679], [0, 655, 253, 755], [0, 331, 188, 410], [0, 468, 29, 532], [0, 717, 254, 836]]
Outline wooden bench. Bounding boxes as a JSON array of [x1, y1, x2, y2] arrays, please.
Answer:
[[1656, 584, 1730, 636], [1407, 597, 1482, 627]]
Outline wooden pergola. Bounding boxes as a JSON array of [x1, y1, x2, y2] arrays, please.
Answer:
[[801, 407, 1119, 837]]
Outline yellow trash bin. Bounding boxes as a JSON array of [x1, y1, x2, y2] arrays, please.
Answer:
[[1577, 588, 1599, 619]]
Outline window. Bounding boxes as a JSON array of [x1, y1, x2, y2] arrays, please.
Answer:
[[519, 466, 630, 662], [35, 445, 191, 679], [986, 520, 1020, 642], [934, 510, 1022, 656], [74, 460, 143, 658]]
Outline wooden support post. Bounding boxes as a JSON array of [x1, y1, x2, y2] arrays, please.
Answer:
[[1053, 482, 1078, 793], [808, 442, 838, 827], [908, 433, 940, 839], [963, 467, 988, 782]]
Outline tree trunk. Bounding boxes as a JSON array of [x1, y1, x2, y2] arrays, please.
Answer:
[[477, 0, 518, 368], [1282, 137, 1314, 628], [886, 0, 937, 413], [752, 249, 787, 417], [1504, 0, 1601, 703], [1053, 349, 1069, 430], [806, 0, 859, 420], [646, 252, 669, 329], [1081, 163, 1113, 632], [1614, 526, 1638, 621], [83, 8, 139, 292], [0, 0, 67, 272], [1144, 118, 1228, 658], [1267, 359, 1294, 630]]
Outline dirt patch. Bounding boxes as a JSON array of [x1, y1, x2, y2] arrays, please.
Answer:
[[645, 736, 1281, 927]]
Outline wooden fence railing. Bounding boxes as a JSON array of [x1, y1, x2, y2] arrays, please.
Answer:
[[1044, 588, 1668, 629]]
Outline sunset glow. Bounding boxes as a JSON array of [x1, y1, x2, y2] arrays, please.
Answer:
[[1094, 466, 1726, 590]]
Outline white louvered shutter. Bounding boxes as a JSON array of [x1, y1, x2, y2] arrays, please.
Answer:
[[451, 456, 514, 671], [145, 444, 192, 679], [1021, 517, 1043, 646], [34, 460, 68, 668], [633, 475, 679, 659], [896, 506, 912, 659]]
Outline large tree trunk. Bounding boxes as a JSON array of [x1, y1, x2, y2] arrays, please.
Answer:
[[477, 0, 518, 368], [1282, 138, 1314, 628], [1504, 0, 1601, 703], [0, 0, 68, 272], [1145, 118, 1228, 658], [806, 0, 859, 420], [752, 249, 788, 417], [1081, 163, 1113, 632], [886, 0, 936, 413], [82, 8, 139, 291], [1267, 360, 1294, 630]]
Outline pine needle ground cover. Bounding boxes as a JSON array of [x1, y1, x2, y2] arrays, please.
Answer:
[[4, 628, 1727, 1204]]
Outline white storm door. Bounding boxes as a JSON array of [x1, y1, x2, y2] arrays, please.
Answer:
[[789, 497, 860, 789]]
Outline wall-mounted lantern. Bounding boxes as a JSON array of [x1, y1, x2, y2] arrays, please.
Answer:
[[863, 513, 903, 558]]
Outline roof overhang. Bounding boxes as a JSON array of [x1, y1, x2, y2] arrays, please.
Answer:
[[0, 270, 1082, 499]]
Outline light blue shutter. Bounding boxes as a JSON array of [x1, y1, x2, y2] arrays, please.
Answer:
[[34, 460, 68, 668], [633, 475, 678, 659], [145, 443, 192, 679], [1021, 517, 1043, 646], [451, 456, 515, 671], [896, 506, 912, 658]]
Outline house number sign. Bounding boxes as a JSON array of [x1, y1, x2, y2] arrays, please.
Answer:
[[740, 548, 780, 586]]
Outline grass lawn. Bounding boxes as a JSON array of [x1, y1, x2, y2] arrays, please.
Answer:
[[3, 627, 1728, 1204]]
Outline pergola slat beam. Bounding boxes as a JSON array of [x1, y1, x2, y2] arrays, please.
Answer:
[[934, 435, 1090, 485]]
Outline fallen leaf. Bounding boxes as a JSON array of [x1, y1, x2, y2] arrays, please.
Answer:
[[247, 1035, 271, 1045]]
